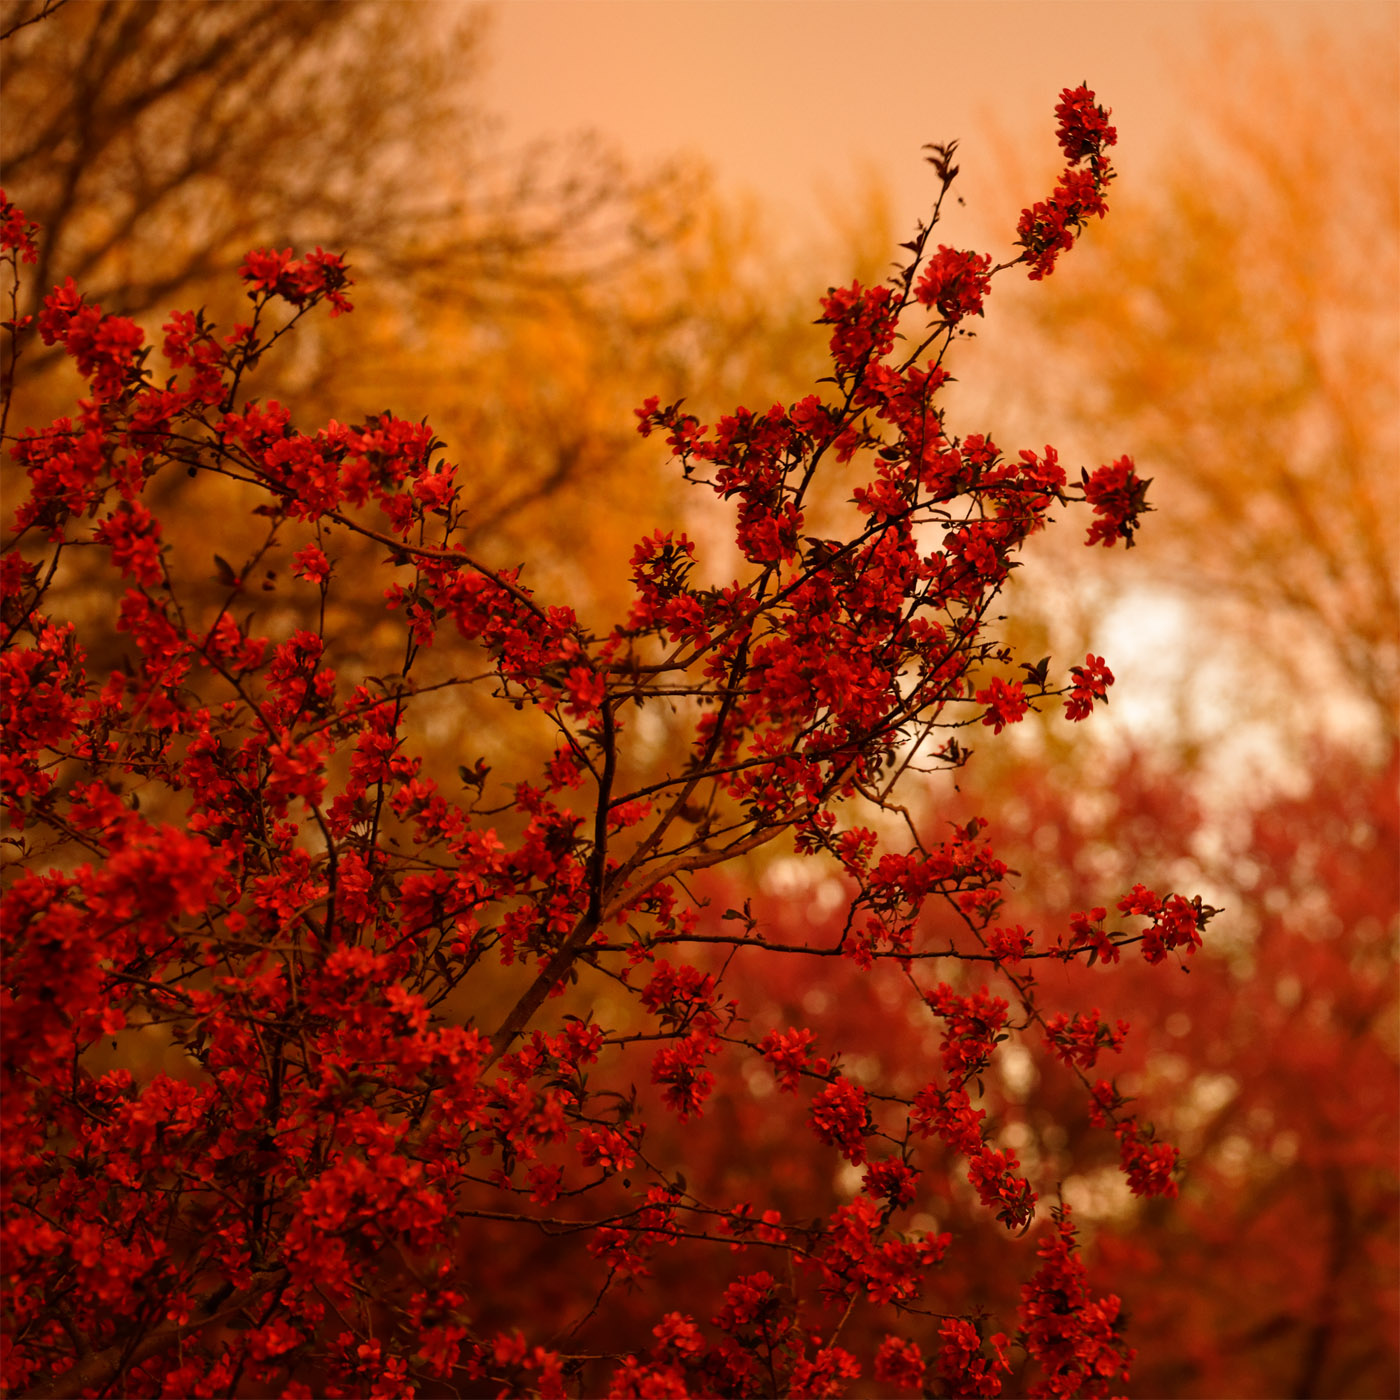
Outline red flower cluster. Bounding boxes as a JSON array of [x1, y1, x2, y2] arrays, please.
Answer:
[[927, 983, 1011, 1077], [1118, 883, 1210, 963], [239, 245, 354, 316], [1017, 85, 1118, 280], [0, 189, 39, 267], [1043, 1008, 1130, 1070], [977, 674, 1031, 733], [817, 281, 898, 374], [936, 1318, 1013, 1398], [37, 278, 146, 397], [1065, 652, 1114, 720], [757, 1026, 818, 1091], [914, 244, 993, 324], [1082, 455, 1152, 547], [1054, 84, 1119, 168], [809, 1078, 872, 1164], [1019, 1208, 1133, 1398], [969, 1146, 1039, 1230], [875, 1333, 927, 1390]]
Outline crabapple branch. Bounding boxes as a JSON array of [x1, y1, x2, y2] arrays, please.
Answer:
[[1, 87, 1212, 1400]]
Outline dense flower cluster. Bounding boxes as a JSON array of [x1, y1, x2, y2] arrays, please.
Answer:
[[0, 90, 1210, 1398], [1016, 85, 1119, 280], [0, 191, 39, 267], [914, 245, 993, 325], [936, 1318, 1012, 1398], [1019, 1209, 1133, 1398], [239, 245, 354, 316], [1065, 652, 1115, 721]]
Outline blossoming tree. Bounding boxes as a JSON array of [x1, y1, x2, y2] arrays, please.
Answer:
[[2, 89, 1214, 1398]]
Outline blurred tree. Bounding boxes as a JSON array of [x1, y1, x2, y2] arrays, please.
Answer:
[[0, 0, 687, 375]]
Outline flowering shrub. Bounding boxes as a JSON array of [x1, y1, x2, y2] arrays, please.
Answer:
[[1, 88, 1214, 1398]]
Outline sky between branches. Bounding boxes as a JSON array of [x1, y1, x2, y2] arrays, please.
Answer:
[[474, 0, 1396, 250]]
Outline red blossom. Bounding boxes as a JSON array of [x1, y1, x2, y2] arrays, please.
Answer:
[[37, 278, 146, 395], [809, 1078, 872, 1164], [1043, 1008, 1129, 1070], [651, 1033, 718, 1120], [789, 1345, 861, 1398], [988, 923, 1033, 962], [563, 663, 606, 717], [937, 1318, 1008, 1398], [926, 984, 1011, 1078], [818, 281, 897, 372], [1, 189, 40, 264], [915, 245, 993, 324], [1054, 84, 1119, 166], [1083, 455, 1151, 547], [757, 1026, 817, 1091], [1065, 652, 1115, 720], [1016, 88, 1116, 281], [1116, 1122, 1180, 1198], [976, 675, 1030, 733], [240, 245, 353, 316], [1019, 1208, 1133, 1398], [292, 541, 331, 584], [861, 1158, 919, 1209], [93, 501, 164, 585], [968, 1146, 1038, 1230]]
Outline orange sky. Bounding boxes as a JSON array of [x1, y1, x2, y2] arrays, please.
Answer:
[[475, 0, 1396, 245]]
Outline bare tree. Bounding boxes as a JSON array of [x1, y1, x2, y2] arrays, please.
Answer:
[[0, 0, 691, 371]]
